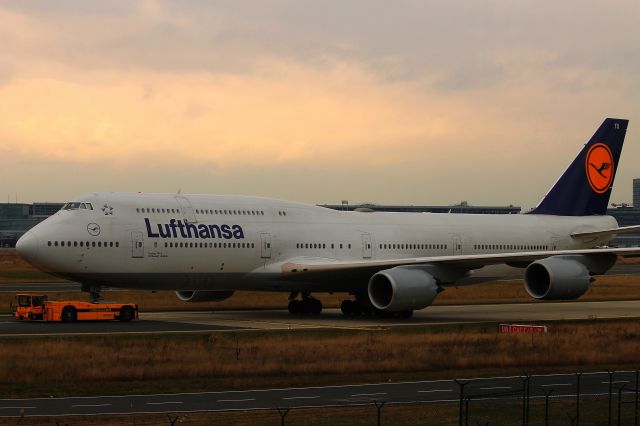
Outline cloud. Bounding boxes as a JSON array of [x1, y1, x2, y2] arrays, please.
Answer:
[[0, 1, 638, 207], [0, 60, 443, 167]]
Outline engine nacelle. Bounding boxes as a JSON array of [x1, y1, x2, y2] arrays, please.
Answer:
[[175, 290, 235, 303], [368, 267, 439, 312], [524, 256, 592, 300]]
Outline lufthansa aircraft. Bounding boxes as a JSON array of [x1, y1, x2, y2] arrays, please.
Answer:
[[15, 118, 640, 317]]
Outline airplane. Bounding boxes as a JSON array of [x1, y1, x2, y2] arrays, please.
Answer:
[[15, 118, 640, 318]]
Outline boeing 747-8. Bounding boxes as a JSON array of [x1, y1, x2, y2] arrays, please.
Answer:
[[16, 118, 640, 317]]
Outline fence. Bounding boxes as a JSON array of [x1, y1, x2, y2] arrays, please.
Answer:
[[7, 370, 640, 425]]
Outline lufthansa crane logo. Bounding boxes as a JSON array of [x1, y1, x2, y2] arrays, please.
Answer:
[[585, 143, 614, 194], [87, 223, 101, 236]]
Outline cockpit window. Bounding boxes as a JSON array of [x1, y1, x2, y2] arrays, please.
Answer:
[[63, 202, 94, 210]]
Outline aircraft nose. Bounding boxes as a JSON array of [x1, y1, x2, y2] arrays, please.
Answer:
[[16, 231, 39, 262]]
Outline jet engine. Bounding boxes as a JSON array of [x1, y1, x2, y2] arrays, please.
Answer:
[[367, 266, 440, 312], [524, 256, 592, 300], [175, 290, 235, 303]]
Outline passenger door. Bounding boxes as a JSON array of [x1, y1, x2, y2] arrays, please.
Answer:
[[362, 233, 372, 259], [131, 231, 144, 258], [260, 233, 272, 259], [452, 236, 462, 256]]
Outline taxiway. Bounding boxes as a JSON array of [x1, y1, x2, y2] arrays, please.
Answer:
[[1, 299, 640, 337]]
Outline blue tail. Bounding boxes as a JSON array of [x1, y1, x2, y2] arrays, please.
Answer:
[[529, 118, 628, 216]]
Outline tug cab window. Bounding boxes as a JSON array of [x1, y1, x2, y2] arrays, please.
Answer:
[[32, 296, 46, 306]]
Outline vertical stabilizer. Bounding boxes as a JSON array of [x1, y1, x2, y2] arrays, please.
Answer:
[[529, 118, 628, 216]]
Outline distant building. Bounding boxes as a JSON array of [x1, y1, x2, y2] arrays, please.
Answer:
[[607, 206, 640, 247], [32, 202, 65, 217], [634, 178, 640, 208], [0, 202, 64, 248]]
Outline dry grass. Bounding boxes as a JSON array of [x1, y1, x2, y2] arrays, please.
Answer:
[[1, 321, 640, 398], [0, 249, 65, 282], [437, 274, 640, 305]]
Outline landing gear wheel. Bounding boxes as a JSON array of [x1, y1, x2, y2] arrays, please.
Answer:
[[119, 306, 135, 322], [398, 310, 414, 319], [61, 306, 77, 323], [299, 298, 312, 314], [310, 298, 323, 315], [288, 299, 301, 314], [289, 297, 323, 315], [341, 300, 354, 316]]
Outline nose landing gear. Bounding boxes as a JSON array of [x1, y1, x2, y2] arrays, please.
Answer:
[[81, 283, 102, 303]]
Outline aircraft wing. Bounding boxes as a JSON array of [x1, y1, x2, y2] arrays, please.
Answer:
[[280, 247, 640, 276]]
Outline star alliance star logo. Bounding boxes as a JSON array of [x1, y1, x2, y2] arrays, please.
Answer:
[[101, 204, 114, 215]]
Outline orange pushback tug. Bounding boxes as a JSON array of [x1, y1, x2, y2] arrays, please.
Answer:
[[11, 294, 138, 322]]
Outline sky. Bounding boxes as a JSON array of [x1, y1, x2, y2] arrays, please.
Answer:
[[0, 0, 638, 210]]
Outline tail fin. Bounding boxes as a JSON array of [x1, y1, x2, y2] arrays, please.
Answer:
[[529, 118, 628, 216]]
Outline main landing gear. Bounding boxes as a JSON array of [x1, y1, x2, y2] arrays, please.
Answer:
[[340, 298, 413, 318], [287, 292, 323, 315], [81, 283, 102, 303]]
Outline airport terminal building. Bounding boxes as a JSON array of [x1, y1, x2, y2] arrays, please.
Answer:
[[0, 203, 64, 247]]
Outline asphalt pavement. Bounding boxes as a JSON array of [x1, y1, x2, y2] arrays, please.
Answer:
[[2, 300, 640, 336]]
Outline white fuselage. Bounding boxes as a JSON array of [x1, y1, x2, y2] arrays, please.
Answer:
[[17, 192, 617, 293]]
